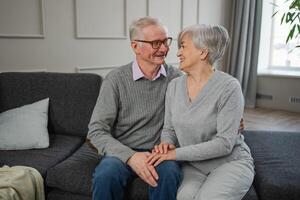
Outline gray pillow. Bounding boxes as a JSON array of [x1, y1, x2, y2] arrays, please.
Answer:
[[0, 98, 50, 150]]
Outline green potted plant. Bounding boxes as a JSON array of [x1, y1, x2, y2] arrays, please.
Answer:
[[273, 0, 300, 49]]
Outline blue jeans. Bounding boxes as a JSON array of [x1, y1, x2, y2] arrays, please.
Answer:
[[92, 156, 182, 200]]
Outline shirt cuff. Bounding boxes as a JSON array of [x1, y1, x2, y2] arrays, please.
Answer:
[[117, 148, 136, 164], [175, 147, 190, 161]]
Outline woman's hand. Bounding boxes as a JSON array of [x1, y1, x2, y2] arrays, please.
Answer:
[[152, 142, 176, 154], [239, 118, 244, 133], [147, 150, 176, 167]]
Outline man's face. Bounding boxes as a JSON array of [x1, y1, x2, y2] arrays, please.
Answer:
[[133, 25, 170, 67]]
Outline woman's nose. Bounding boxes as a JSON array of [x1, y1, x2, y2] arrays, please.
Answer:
[[177, 49, 181, 57]]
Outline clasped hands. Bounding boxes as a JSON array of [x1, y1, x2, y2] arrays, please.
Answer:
[[127, 143, 176, 187], [147, 143, 176, 166]]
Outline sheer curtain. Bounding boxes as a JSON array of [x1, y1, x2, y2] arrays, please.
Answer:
[[226, 0, 262, 108]]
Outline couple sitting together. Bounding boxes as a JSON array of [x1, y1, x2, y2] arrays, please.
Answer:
[[87, 16, 254, 200]]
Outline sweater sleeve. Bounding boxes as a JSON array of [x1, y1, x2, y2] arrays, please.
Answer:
[[176, 80, 244, 161], [87, 77, 135, 163], [160, 80, 179, 146]]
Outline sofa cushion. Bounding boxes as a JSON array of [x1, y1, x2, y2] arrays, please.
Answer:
[[47, 142, 258, 200], [46, 143, 150, 199], [46, 142, 100, 195], [244, 130, 300, 200], [242, 185, 259, 200], [47, 141, 259, 200], [0, 134, 83, 177], [0, 98, 49, 150], [47, 189, 91, 200], [0, 72, 102, 137], [47, 187, 258, 200], [125, 177, 148, 200], [125, 174, 258, 200]]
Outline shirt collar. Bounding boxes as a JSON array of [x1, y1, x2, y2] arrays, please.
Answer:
[[132, 60, 167, 81]]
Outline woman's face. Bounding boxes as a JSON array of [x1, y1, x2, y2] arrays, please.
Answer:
[[177, 34, 203, 72]]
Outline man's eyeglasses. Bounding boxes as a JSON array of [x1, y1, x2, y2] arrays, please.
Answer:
[[134, 37, 172, 49]]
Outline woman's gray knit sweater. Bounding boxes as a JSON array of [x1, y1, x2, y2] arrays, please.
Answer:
[[161, 70, 253, 174]]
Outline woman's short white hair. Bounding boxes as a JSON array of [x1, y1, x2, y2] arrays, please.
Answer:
[[129, 16, 167, 41], [178, 24, 230, 67]]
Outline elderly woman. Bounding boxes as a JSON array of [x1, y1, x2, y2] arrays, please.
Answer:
[[147, 24, 254, 200]]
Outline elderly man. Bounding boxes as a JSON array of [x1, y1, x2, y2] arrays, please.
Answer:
[[87, 16, 182, 200]]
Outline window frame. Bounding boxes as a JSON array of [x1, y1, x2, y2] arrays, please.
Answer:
[[258, 0, 300, 77]]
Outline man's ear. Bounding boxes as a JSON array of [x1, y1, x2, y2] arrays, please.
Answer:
[[131, 41, 140, 54]]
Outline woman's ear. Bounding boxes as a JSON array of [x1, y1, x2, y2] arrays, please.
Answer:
[[200, 49, 209, 60]]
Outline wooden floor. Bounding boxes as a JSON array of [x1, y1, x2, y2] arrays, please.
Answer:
[[244, 107, 300, 132]]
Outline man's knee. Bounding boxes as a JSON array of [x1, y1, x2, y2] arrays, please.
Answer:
[[93, 157, 129, 186], [156, 161, 182, 181]]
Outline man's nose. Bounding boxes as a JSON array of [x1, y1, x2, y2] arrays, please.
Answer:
[[157, 46, 167, 54]]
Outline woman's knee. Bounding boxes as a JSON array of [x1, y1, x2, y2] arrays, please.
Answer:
[[196, 160, 254, 200], [177, 184, 196, 200]]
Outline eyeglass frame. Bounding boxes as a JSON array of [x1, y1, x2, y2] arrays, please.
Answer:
[[134, 37, 173, 49]]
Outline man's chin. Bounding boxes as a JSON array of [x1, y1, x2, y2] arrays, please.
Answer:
[[154, 58, 166, 65]]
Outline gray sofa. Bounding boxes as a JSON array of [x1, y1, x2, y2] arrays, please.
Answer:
[[0, 72, 299, 200]]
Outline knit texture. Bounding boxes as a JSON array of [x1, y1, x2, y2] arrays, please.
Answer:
[[161, 70, 252, 174], [87, 62, 182, 163]]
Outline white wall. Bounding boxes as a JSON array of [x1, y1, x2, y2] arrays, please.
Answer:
[[256, 75, 300, 112], [0, 0, 233, 76]]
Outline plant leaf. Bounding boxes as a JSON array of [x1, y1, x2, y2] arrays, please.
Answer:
[[286, 12, 295, 23], [292, 13, 300, 22], [286, 24, 296, 43], [281, 13, 286, 24], [290, 0, 300, 9], [272, 11, 279, 18], [269, 1, 279, 7]]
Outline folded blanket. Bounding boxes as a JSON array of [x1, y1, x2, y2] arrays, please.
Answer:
[[0, 166, 45, 200]]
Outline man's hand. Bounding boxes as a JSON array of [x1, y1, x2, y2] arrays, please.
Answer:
[[152, 142, 176, 154], [147, 150, 176, 167], [127, 152, 159, 187]]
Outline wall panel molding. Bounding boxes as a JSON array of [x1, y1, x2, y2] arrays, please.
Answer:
[[126, 0, 147, 31], [146, 0, 150, 16], [75, 0, 127, 39], [182, 0, 199, 28], [0, 68, 47, 73], [0, 0, 45, 38], [147, 0, 182, 38], [197, 0, 200, 24], [76, 66, 117, 77]]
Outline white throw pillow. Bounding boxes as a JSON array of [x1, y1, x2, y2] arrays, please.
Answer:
[[0, 98, 50, 150]]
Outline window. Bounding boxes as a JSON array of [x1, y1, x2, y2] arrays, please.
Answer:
[[258, 0, 300, 76], [270, 0, 300, 69]]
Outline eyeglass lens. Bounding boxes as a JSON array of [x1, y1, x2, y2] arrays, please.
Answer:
[[153, 38, 172, 49]]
